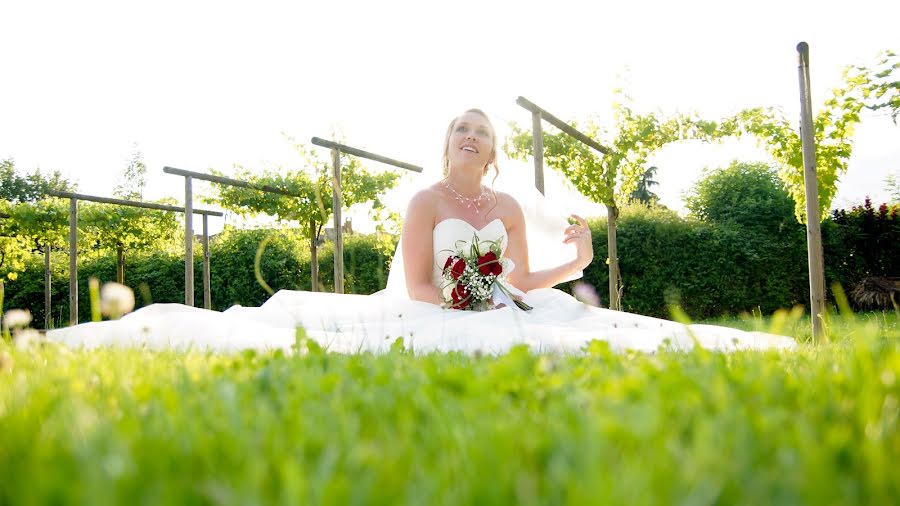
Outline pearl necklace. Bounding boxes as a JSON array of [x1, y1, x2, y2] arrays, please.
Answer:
[[443, 179, 490, 214]]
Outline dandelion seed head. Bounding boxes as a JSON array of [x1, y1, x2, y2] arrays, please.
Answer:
[[4, 309, 32, 329], [101, 283, 136, 318]]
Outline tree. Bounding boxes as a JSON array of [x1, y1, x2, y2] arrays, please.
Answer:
[[629, 165, 660, 204], [727, 50, 897, 222], [208, 137, 401, 291], [887, 172, 900, 204], [78, 145, 173, 284], [827, 198, 900, 298], [505, 90, 722, 309], [0, 201, 30, 282], [114, 144, 147, 201], [80, 202, 179, 284], [684, 161, 797, 232], [0, 160, 73, 283], [849, 50, 899, 125], [4, 198, 70, 252], [0, 159, 74, 203], [1, 198, 71, 327]]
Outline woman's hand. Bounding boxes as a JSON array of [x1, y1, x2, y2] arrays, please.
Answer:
[[563, 214, 593, 271]]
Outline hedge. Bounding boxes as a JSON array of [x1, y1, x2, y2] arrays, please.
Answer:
[[4, 228, 395, 328]]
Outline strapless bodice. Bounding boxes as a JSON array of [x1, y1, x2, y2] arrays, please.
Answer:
[[431, 218, 508, 288]]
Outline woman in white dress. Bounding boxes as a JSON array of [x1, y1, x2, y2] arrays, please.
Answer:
[[47, 109, 795, 354], [400, 108, 594, 307]]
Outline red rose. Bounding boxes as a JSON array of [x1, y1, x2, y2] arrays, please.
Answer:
[[443, 256, 455, 271], [477, 251, 502, 276], [451, 258, 467, 280], [450, 283, 471, 309]]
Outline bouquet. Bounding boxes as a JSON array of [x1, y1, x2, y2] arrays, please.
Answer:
[[440, 234, 532, 311]]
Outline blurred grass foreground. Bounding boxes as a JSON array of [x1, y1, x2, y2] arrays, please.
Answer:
[[0, 310, 898, 505]]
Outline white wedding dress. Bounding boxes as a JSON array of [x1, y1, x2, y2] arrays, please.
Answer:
[[47, 218, 796, 354]]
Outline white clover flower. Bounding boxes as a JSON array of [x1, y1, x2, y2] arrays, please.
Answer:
[[14, 328, 41, 350], [3, 309, 32, 329], [573, 281, 601, 307], [100, 282, 136, 319]]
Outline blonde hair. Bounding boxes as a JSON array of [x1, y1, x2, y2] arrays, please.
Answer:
[[441, 108, 500, 179]]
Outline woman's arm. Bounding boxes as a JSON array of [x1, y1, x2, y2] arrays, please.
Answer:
[[505, 197, 593, 292], [401, 190, 444, 305]]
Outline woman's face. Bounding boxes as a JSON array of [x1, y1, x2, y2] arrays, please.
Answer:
[[446, 111, 495, 173]]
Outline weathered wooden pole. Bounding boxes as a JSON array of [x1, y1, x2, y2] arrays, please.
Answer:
[[48, 190, 223, 216], [331, 148, 344, 294], [202, 214, 211, 309], [44, 245, 51, 329], [309, 219, 319, 292], [184, 176, 194, 306], [797, 42, 826, 341], [116, 245, 125, 284], [607, 205, 621, 310], [531, 110, 545, 195], [68, 198, 78, 325]]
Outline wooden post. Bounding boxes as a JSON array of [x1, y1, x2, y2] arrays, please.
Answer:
[[44, 244, 51, 329], [531, 111, 545, 195], [116, 245, 125, 284], [331, 148, 344, 294], [607, 204, 621, 311], [310, 218, 319, 292], [184, 176, 194, 306], [202, 214, 211, 309], [797, 42, 826, 341], [68, 198, 78, 325]]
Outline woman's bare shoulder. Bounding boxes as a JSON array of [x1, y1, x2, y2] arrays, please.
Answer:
[[491, 190, 526, 229], [407, 185, 442, 209], [493, 190, 524, 215], [404, 185, 444, 224]]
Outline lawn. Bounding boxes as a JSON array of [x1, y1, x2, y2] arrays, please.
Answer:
[[1, 312, 898, 505]]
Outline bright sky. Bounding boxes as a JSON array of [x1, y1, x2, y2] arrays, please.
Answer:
[[1, 0, 898, 234]]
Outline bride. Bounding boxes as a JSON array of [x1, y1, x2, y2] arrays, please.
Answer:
[[48, 109, 795, 354]]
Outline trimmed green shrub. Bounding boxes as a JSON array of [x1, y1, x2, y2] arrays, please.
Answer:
[[582, 202, 810, 319], [824, 198, 900, 291], [4, 228, 396, 328]]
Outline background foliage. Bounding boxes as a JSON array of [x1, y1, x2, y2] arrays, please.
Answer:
[[4, 228, 396, 327], [0, 158, 73, 203], [6, 189, 897, 327], [723, 49, 897, 222]]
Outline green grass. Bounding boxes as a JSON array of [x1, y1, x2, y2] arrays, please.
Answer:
[[703, 308, 899, 344], [1, 316, 900, 505]]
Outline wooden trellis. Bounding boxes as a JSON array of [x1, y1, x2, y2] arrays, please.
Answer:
[[515, 97, 620, 310], [48, 190, 222, 325], [309, 138, 422, 294]]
